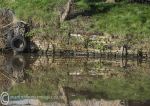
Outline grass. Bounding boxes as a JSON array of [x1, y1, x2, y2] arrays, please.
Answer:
[[1, 1, 150, 37], [0, 0, 67, 26], [72, 2, 150, 37], [0, 0, 150, 50]]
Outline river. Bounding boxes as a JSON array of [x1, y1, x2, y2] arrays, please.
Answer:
[[0, 54, 150, 106]]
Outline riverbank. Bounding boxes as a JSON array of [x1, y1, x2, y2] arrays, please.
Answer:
[[29, 32, 150, 59], [0, 1, 150, 56]]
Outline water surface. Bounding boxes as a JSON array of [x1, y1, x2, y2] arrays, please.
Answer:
[[0, 54, 150, 106]]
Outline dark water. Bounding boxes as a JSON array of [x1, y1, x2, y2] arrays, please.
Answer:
[[0, 54, 150, 106]]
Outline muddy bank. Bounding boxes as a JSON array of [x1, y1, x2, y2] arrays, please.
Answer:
[[0, 29, 149, 59], [29, 33, 150, 59]]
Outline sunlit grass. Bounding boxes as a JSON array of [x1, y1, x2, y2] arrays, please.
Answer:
[[74, 2, 150, 37]]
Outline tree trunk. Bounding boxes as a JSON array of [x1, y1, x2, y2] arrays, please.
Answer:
[[106, 0, 115, 3], [60, 0, 73, 22]]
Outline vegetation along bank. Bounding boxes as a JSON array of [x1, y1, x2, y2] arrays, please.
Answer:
[[0, 0, 150, 58]]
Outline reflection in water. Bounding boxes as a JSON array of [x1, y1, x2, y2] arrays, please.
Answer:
[[0, 54, 150, 105]]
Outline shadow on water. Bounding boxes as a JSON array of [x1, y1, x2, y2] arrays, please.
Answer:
[[0, 54, 150, 105]]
